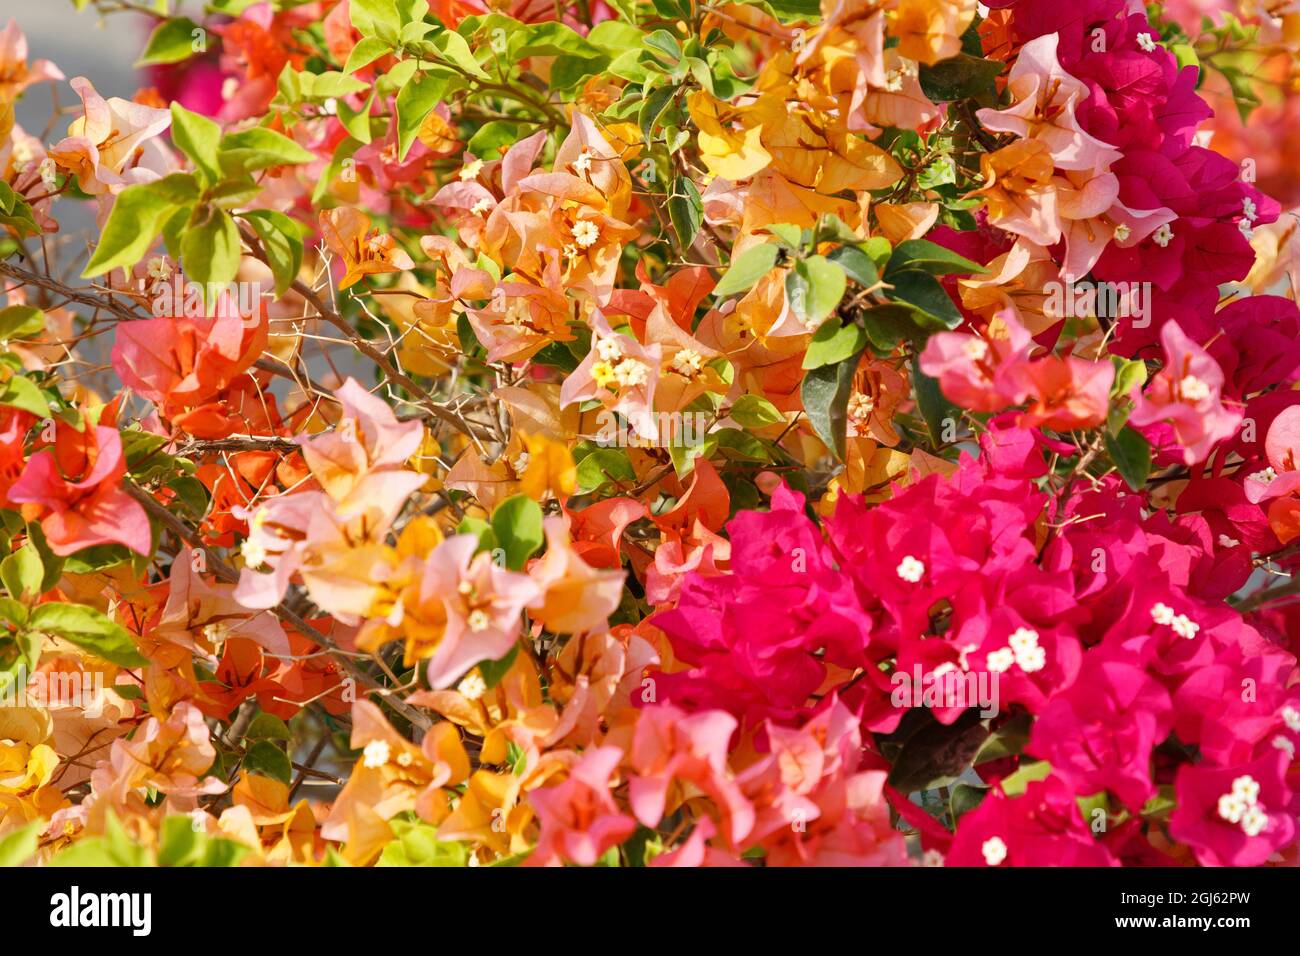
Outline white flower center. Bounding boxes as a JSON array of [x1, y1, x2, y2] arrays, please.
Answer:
[[1179, 374, 1210, 402], [362, 740, 390, 768], [986, 647, 1016, 673], [1217, 774, 1268, 836], [1282, 705, 1300, 732], [670, 348, 705, 377], [573, 220, 600, 249], [458, 672, 488, 700], [982, 836, 1008, 866], [896, 555, 925, 583]]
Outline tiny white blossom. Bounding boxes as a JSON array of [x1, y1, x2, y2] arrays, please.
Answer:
[[986, 648, 1016, 673], [458, 672, 488, 700], [1150, 602, 1176, 626], [1179, 374, 1210, 402], [362, 740, 390, 768], [896, 555, 925, 583], [1282, 705, 1300, 732], [572, 219, 600, 248], [981, 836, 1008, 866]]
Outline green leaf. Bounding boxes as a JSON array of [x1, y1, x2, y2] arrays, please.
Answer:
[[307, 71, 372, 99], [245, 712, 292, 742], [761, 0, 822, 20], [181, 207, 241, 290], [575, 447, 635, 493], [136, 17, 202, 67], [62, 544, 132, 574], [800, 347, 864, 460], [0, 597, 28, 628], [667, 175, 703, 250], [713, 243, 779, 300], [0, 374, 50, 417], [911, 352, 954, 447], [802, 320, 867, 370], [490, 495, 544, 570], [377, 818, 469, 866], [856, 303, 919, 352], [0, 546, 44, 602], [1105, 426, 1151, 491], [786, 254, 847, 332], [826, 243, 878, 288], [170, 102, 223, 185], [241, 209, 305, 296], [456, 516, 498, 554], [644, 29, 682, 62], [885, 239, 985, 278], [337, 89, 376, 144], [24, 523, 65, 593], [1110, 356, 1147, 398], [0, 821, 39, 866], [345, 36, 392, 73], [886, 270, 963, 328], [351, 0, 401, 42], [918, 53, 1003, 101], [313, 137, 363, 205], [728, 394, 785, 428], [395, 71, 449, 162], [218, 127, 315, 176], [243, 740, 292, 785], [29, 602, 148, 667], [432, 28, 489, 78], [973, 713, 1032, 764], [949, 783, 988, 822], [514, 21, 604, 59], [766, 223, 803, 249], [999, 759, 1053, 797], [637, 82, 678, 143], [0, 305, 45, 341], [82, 175, 199, 278], [157, 816, 250, 867]]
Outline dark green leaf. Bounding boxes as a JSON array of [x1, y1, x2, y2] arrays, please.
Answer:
[[1105, 426, 1151, 491], [800, 348, 863, 460]]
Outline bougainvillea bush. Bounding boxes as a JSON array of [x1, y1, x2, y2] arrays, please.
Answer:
[[0, 0, 1298, 869]]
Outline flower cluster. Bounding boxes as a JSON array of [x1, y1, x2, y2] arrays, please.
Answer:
[[0, 0, 1296, 869]]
